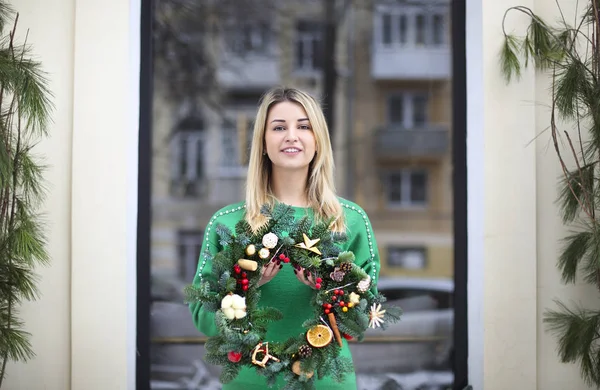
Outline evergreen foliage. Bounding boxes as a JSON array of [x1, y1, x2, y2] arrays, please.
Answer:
[[0, 4, 53, 387], [185, 202, 401, 388], [499, 2, 600, 386]]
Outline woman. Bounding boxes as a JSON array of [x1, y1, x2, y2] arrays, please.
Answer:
[[189, 87, 380, 389]]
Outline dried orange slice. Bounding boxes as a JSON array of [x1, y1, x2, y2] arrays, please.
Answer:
[[306, 324, 333, 348], [292, 360, 314, 378]]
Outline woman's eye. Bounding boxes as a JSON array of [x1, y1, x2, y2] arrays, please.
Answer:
[[300, 125, 311, 130], [274, 126, 285, 131]]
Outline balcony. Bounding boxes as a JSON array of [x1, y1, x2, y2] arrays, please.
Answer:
[[217, 53, 280, 89], [374, 125, 449, 158], [372, 46, 451, 80]]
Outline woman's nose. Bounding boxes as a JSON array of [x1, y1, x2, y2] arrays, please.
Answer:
[[285, 127, 299, 142]]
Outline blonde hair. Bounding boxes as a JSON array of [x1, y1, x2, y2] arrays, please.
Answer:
[[245, 87, 344, 232]]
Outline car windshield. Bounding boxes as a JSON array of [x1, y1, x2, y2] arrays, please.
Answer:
[[380, 288, 453, 312]]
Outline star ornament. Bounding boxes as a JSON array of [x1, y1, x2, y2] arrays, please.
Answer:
[[368, 303, 386, 329], [294, 233, 321, 255]]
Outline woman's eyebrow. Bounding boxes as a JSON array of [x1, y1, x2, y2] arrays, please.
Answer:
[[298, 118, 309, 122], [270, 119, 286, 123]]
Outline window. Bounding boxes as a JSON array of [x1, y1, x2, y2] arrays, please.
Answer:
[[388, 246, 427, 269], [295, 21, 323, 71], [432, 14, 445, 45], [177, 230, 203, 282], [171, 130, 205, 197], [228, 22, 270, 54], [387, 93, 429, 128], [378, 9, 447, 47], [386, 170, 428, 206], [218, 110, 254, 177]]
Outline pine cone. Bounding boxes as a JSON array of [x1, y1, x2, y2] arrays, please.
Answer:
[[298, 344, 313, 358], [339, 262, 353, 273]]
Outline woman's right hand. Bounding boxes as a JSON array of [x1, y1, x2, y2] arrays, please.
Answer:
[[257, 260, 282, 287]]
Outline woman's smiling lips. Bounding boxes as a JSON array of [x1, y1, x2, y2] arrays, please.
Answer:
[[281, 147, 302, 155]]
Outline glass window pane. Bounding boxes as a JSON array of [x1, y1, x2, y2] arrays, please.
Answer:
[[415, 14, 426, 45], [433, 14, 444, 45], [388, 96, 404, 125], [382, 13, 392, 44], [398, 14, 407, 44], [150, 0, 458, 386], [413, 95, 428, 126], [410, 171, 427, 202]]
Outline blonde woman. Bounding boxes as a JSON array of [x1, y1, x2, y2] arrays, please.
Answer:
[[190, 87, 380, 389]]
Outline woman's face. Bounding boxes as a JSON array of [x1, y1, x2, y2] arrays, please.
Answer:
[[264, 101, 317, 174]]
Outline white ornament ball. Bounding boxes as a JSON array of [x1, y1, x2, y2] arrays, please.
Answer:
[[262, 232, 279, 249], [259, 247, 270, 259]]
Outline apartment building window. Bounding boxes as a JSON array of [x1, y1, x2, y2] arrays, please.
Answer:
[[171, 129, 205, 198], [177, 230, 203, 282], [295, 21, 323, 71], [386, 170, 428, 207], [388, 246, 427, 269], [218, 107, 254, 177], [378, 9, 447, 47], [387, 93, 429, 128], [228, 22, 270, 54]]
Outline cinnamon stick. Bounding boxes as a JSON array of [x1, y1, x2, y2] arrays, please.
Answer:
[[327, 312, 343, 347]]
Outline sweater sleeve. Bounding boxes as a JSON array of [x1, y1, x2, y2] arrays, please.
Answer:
[[344, 203, 381, 299], [188, 215, 221, 337]]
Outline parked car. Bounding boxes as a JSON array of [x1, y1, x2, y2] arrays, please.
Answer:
[[350, 277, 454, 374]]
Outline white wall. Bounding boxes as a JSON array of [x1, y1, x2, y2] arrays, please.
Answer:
[[5, 1, 139, 389], [468, 0, 597, 388]]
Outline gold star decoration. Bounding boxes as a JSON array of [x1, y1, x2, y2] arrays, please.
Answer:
[[368, 303, 386, 329], [294, 233, 321, 255]]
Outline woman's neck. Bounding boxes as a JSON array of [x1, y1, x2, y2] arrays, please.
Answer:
[[270, 168, 309, 207]]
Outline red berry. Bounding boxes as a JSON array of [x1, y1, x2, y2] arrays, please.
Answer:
[[343, 334, 352, 340], [316, 277, 322, 283], [340, 301, 345, 307], [284, 257, 290, 263], [242, 279, 249, 285], [241, 272, 247, 278], [326, 304, 332, 309], [228, 351, 242, 363], [323, 303, 328, 307], [324, 309, 330, 314], [242, 285, 249, 291], [279, 254, 285, 260], [315, 283, 321, 289], [234, 268, 241, 274], [331, 296, 337, 301], [339, 291, 344, 296]]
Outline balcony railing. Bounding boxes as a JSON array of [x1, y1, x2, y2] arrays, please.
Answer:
[[374, 125, 449, 158], [371, 46, 451, 80], [217, 52, 280, 88]]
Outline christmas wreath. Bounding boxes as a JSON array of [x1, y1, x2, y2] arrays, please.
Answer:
[[185, 203, 402, 389]]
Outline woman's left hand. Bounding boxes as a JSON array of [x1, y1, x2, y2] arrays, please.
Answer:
[[294, 265, 317, 289]]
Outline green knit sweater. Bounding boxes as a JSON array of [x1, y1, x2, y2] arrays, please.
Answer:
[[189, 199, 381, 390]]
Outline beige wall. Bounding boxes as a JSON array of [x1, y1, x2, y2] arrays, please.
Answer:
[[468, 0, 596, 388], [6, 1, 139, 389]]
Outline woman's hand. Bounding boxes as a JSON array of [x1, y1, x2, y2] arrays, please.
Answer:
[[294, 265, 317, 289], [257, 260, 282, 287]]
